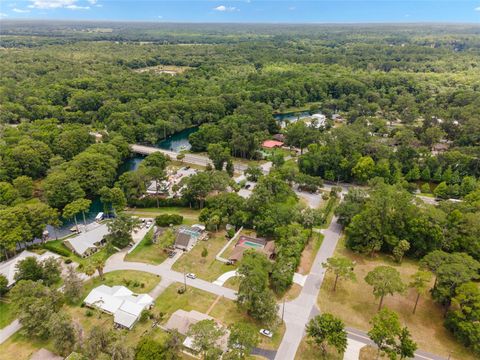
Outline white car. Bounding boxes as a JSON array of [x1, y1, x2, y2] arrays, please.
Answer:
[[186, 273, 197, 279], [259, 329, 273, 338]]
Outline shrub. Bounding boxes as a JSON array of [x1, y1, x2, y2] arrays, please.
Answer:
[[43, 242, 72, 257], [85, 309, 93, 317], [201, 247, 208, 258], [64, 258, 73, 264], [227, 228, 236, 238], [155, 214, 183, 227]]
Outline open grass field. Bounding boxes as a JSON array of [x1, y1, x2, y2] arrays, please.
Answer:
[[317, 237, 476, 360], [0, 332, 53, 360], [294, 337, 343, 360], [125, 228, 169, 265], [126, 206, 200, 225], [172, 231, 238, 281]]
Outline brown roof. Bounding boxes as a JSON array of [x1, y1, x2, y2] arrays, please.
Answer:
[[263, 241, 276, 256], [165, 309, 212, 335], [175, 232, 193, 248], [229, 246, 246, 262]]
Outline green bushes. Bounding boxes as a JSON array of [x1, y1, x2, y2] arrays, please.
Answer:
[[43, 241, 72, 257], [128, 197, 188, 208], [155, 214, 184, 227]]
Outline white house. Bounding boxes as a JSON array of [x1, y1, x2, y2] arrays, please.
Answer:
[[83, 284, 153, 330], [64, 223, 109, 257], [0, 250, 61, 287], [304, 113, 327, 129]]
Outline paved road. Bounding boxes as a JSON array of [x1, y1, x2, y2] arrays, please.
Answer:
[[275, 216, 343, 360], [130, 144, 249, 173], [104, 251, 237, 301]]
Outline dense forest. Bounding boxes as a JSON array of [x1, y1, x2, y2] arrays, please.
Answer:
[[0, 21, 480, 359]]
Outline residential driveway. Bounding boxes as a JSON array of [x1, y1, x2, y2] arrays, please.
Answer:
[[213, 270, 238, 286]]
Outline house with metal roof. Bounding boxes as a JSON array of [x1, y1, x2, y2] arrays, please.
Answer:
[[83, 284, 153, 330], [64, 223, 109, 257], [0, 250, 61, 287]]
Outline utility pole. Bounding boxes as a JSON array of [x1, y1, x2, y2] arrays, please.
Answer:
[[183, 267, 187, 291]]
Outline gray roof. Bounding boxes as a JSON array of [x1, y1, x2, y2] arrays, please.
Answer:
[[64, 223, 109, 256]]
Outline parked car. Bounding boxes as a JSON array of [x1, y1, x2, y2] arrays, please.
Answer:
[[186, 273, 197, 279], [168, 251, 177, 258], [259, 329, 273, 338]]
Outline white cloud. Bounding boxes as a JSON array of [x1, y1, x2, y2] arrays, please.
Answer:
[[475, 6, 480, 11], [214, 5, 237, 12], [288, 6, 296, 11], [66, 4, 90, 10], [0, 12, 8, 18], [87, 0, 97, 4], [28, 0, 90, 10], [158, 15, 163, 19], [13, 8, 31, 13]]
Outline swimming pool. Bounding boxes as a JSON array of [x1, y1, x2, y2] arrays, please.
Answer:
[[243, 241, 264, 249]]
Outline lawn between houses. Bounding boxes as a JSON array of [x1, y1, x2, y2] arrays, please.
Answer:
[[124, 227, 170, 265], [125, 206, 201, 226], [155, 283, 285, 351], [0, 270, 163, 360], [172, 230, 238, 282], [316, 236, 476, 360]]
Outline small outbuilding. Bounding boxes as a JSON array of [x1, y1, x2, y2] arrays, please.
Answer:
[[262, 140, 284, 149]]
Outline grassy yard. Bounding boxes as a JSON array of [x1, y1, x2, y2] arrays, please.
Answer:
[[154, 283, 285, 351], [125, 228, 170, 265], [317, 237, 476, 360], [126, 206, 200, 225], [0, 299, 15, 329], [172, 231, 238, 281], [295, 337, 343, 360], [43, 238, 112, 271], [80, 270, 161, 302], [297, 232, 324, 275], [209, 297, 285, 350], [0, 332, 53, 360], [154, 283, 218, 321]]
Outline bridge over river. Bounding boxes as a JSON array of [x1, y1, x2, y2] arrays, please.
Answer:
[[130, 144, 271, 173]]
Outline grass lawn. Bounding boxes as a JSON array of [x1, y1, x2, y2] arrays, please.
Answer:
[[317, 237, 476, 360], [223, 276, 241, 291], [0, 332, 53, 360], [154, 283, 285, 350], [172, 231, 238, 281], [126, 206, 200, 225], [297, 233, 324, 275], [359, 345, 389, 360], [295, 337, 343, 360], [0, 299, 15, 329], [80, 270, 161, 302], [125, 228, 169, 265], [276, 283, 302, 302], [154, 283, 218, 320], [208, 297, 285, 350], [43, 239, 112, 271]]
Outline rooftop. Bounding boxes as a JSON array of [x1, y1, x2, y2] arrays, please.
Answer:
[[0, 250, 60, 287], [64, 223, 109, 256]]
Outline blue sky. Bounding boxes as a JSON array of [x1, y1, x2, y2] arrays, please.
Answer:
[[1, 1, 480, 23]]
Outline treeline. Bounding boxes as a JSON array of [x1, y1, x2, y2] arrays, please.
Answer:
[[336, 179, 480, 261]]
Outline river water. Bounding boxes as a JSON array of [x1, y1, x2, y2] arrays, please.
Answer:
[[49, 112, 306, 237]]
